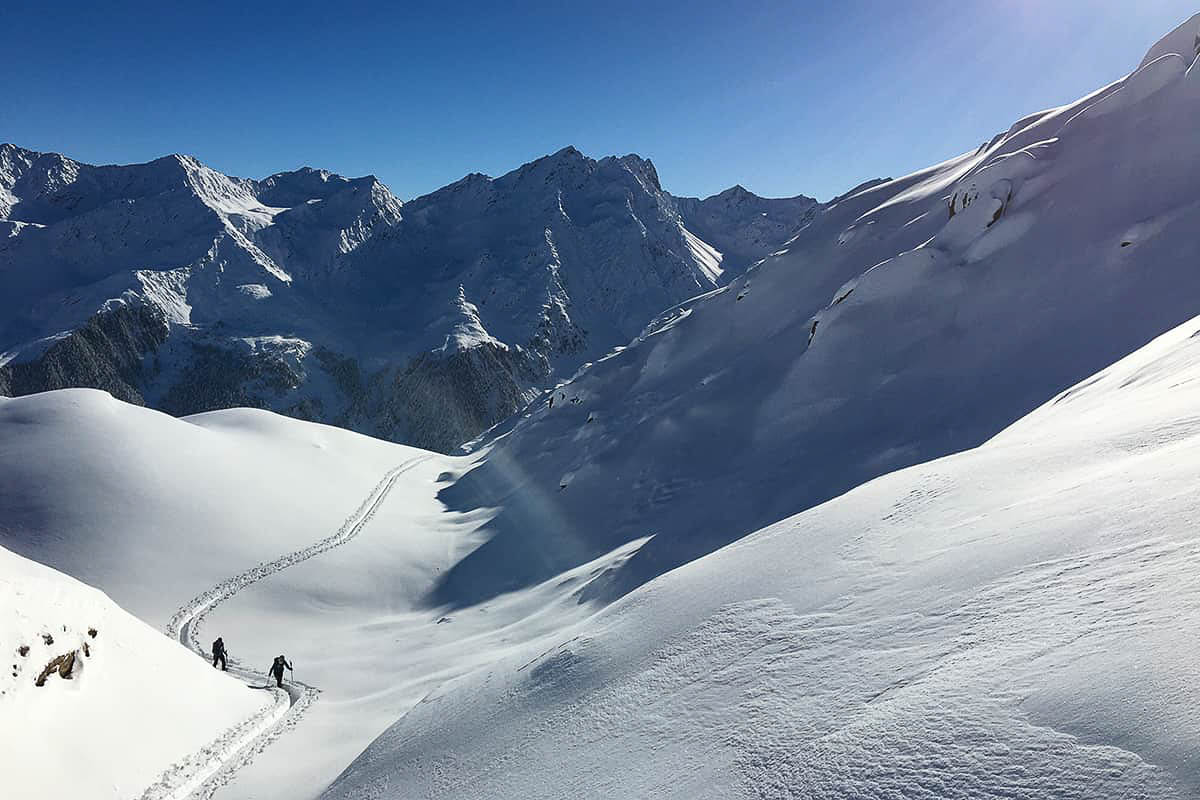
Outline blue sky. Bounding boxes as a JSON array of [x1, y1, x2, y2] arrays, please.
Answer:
[[5, 1, 1197, 201]]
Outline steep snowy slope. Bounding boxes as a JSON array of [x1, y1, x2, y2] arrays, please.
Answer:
[[430, 13, 1200, 608], [325, 310, 1200, 800], [0, 545, 269, 799], [0, 144, 811, 452]]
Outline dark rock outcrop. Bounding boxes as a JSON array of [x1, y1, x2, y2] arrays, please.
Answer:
[[0, 305, 168, 403], [381, 343, 543, 453]]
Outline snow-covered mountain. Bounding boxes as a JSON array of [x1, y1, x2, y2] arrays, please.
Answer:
[[0, 144, 815, 451], [425, 13, 1200, 608], [6, 11, 1200, 800], [671, 183, 818, 273]]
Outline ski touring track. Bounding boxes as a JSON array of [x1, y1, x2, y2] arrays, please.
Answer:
[[138, 454, 431, 800]]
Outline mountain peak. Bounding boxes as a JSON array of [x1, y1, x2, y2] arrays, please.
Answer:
[[498, 147, 598, 190], [0, 142, 38, 161], [524, 145, 592, 172], [143, 153, 204, 174], [712, 184, 751, 200], [609, 153, 662, 192], [254, 166, 360, 207], [551, 145, 585, 160]]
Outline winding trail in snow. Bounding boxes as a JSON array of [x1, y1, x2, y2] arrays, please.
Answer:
[[139, 454, 431, 800]]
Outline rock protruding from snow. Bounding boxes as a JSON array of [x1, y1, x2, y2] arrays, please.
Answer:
[[0, 544, 268, 799]]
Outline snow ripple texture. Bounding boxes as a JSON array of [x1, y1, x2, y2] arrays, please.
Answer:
[[144, 455, 428, 800]]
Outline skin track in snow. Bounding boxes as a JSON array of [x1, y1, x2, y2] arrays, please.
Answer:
[[0, 546, 269, 800], [7, 12, 1200, 800], [143, 457, 427, 799]]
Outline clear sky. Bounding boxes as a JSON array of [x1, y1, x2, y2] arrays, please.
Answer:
[[5, 1, 1197, 201]]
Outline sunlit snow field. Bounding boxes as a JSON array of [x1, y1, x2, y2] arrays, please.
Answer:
[[5, 12, 1200, 800]]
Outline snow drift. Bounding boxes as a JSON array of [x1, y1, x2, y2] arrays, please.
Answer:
[[0, 388, 425, 623]]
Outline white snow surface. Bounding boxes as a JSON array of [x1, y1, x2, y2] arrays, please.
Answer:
[[324, 312, 1200, 799], [0, 388, 424, 623], [0, 545, 269, 799], [5, 13, 1200, 800], [0, 390, 639, 797]]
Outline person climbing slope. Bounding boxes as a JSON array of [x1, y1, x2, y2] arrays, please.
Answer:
[[212, 637, 227, 671], [269, 654, 293, 687]]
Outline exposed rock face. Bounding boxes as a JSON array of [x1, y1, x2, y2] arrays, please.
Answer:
[[0, 305, 168, 404], [382, 343, 543, 453], [157, 341, 304, 418], [0, 143, 817, 451]]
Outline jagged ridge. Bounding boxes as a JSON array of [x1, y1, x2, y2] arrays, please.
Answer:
[[0, 142, 816, 451]]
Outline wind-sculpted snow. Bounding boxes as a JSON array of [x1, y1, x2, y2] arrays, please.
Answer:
[[325, 312, 1200, 799]]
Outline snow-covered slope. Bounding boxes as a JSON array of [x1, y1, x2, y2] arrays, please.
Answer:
[[0, 144, 811, 452], [0, 389, 463, 796], [0, 544, 269, 799], [7, 12, 1200, 800], [429, 12, 1200, 608], [325, 310, 1200, 800], [0, 389, 424, 621], [0, 388, 640, 798]]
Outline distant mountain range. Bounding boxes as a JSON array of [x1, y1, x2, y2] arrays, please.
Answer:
[[0, 143, 816, 450]]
